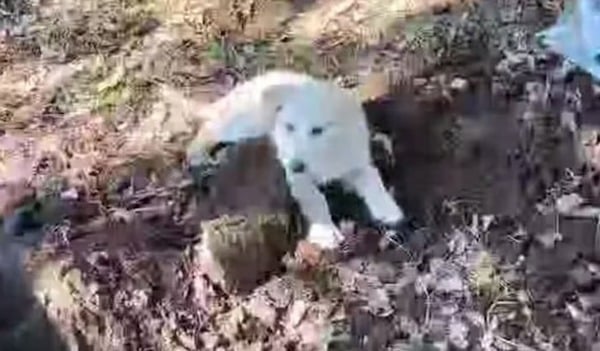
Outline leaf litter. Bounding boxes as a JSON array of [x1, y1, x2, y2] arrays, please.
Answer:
[[2, 0, 600, 350]]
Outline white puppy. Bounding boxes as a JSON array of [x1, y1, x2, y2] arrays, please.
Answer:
[[186, 70, 405, 249]]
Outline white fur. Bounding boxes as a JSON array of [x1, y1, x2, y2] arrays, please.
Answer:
[[187, 70, 405, 249]]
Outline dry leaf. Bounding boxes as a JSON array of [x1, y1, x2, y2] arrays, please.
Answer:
[[295, 240, 327, 266], [245, 295, 277, 328], [288, 300, 309, 327], [535, 230, 563, 249], [556, 193, 585, 214], [436, 275, 465, 293]]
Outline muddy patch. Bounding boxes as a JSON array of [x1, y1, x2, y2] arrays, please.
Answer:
[[364, 77, 522, 226]]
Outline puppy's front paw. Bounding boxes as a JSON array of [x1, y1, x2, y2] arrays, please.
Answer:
[[306, 223, 343, 250], [372, 200, 405, 228]]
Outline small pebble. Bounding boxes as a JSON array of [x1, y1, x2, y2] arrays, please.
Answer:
[[450, 77, 469, 91], [60, 188, 79, 200]]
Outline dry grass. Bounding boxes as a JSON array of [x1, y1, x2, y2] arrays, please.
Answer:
[[2, 0, 485, 131], [289, 0, 464, 46], [30, 0, 157, 61], [0, 0, 512, 195]]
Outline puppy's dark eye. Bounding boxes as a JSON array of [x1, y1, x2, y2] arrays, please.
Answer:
[[285, 123, 295, 132], [275, 105, 283, 112], [310, 127, 324, 136]]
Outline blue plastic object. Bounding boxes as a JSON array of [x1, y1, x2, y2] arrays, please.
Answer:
[[536, 0, 600, 80]]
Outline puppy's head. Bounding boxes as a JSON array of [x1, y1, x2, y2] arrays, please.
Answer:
[[266, 80, 367, 174]]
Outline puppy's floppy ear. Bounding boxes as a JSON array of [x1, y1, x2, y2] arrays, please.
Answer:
[[261, 83, 298, 109]]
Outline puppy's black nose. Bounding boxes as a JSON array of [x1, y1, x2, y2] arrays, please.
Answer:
[[289, 160, 306, 174]]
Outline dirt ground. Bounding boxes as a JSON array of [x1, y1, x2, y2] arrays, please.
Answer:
[[2, 0, 600, 350]]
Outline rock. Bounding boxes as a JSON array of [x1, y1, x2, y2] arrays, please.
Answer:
[[450, 77, 469, 91], [195, 138, 301, 294], [198, 213, 295, 294]]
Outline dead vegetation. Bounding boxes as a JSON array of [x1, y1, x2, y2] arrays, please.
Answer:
[[2, 0, 600, 350]]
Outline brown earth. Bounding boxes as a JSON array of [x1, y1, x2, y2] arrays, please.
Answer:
[[3, 0, 600, 350]]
